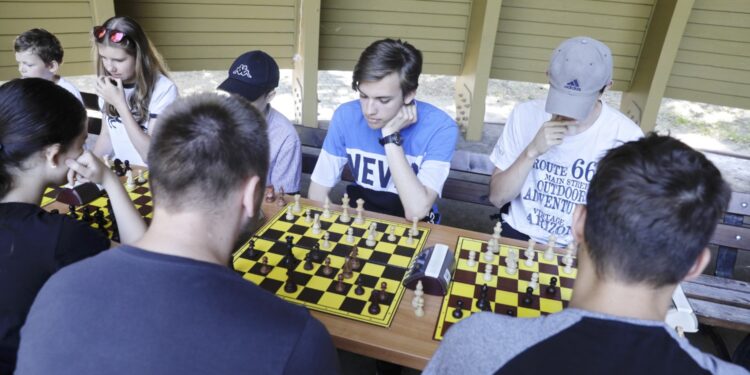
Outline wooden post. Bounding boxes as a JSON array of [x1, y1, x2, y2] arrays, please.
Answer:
[[620, 0, 694, 132], [455, 0, 502, 141], [293, 0, 321, 127], [89, 0, 115, 25]]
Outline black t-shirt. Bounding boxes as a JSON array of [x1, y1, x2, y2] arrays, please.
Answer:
[[16, 246, 339, 375], [0, 202, 109, 374]]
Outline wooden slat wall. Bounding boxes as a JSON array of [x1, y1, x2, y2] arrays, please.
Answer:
[[115, 0, 297, 71], [318, 0, 471, 75], [0, 0, 96, 80], [664, 0, 750, 109], [491, 0, 655, 92]]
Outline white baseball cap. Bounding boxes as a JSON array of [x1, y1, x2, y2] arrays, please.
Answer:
[[546, 36, 612, 120]]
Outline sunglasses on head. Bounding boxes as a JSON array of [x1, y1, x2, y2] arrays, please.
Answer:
[[93, 26, 128, 44]]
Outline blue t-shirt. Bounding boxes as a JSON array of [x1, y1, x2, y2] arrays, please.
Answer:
[[311, 100, 458, 217], [16, 245, 339, 375]]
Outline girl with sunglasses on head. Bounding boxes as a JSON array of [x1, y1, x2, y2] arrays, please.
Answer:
[[91, 16, 178, 166], [0, 78, 146, 374]]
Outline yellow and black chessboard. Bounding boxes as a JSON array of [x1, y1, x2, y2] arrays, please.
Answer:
[[434, 236, 578, 340], [41, 187, 58, 207], [65, 172, 153, 240], [233, 203, 430, 328]]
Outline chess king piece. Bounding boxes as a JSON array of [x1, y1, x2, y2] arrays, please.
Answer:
[[125, 170, 135, 191], [339, 193, 351, 223]]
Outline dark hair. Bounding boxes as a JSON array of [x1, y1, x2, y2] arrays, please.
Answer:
[[584, 134, 731, 286], [147, 93, 269, 211], [352, 39, 422, 97], [14, 28, 64, 64], [94, 16, 170, 124], [0, 78, 86, 198]]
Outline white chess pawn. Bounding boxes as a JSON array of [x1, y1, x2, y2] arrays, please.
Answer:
[[125, 170, 135, 190], [322, 197, 332, 219], [346, 227, 355, 244], [525, 239, 536, 260], [406, 231, 414, 245], [312, 213, 321, 235], [505, 258, 518, 275], [563, 251, 574, 274], [387, 225, 396, 242], [412, 280, 424, 308], [483, 264, 493, 282], [507, 248, 517, 262], [544, 236, 556, 261], [136, 169, 146, 184], [285, 206, 294, 221], [322, 231, 330, 249], [354, 198, 365, 225], [305, 208, 312, 223], [414, 297, 425, 318], [466, 250, 477, 267], [410, 216, 419, 236], [293, 194, 302, 213], [484, 245, 494, 262], [528, 272, 539, 290]]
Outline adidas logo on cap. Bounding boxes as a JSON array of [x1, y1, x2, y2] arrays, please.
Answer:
[[564, 79, 581, 91], [232, 64, 252, 79]]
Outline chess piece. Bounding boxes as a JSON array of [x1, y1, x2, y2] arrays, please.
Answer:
[[260, 256, 271, 275], [414, 297, 424, 318], [368, 291, 381, 315], [505, 257, 518, 275], [305, 208, 312, 223], [467, 250, 477, 267], [284, 269, 298, 293], [379, 282, 388, 303], [365, 223, 377, 247], [410, 216, 419, 237], [81, 206, 92, 222], [285, 206, 295, 221], [349, 247, 361, 270], [125, 170, 135, 190], [490, 222, 501, 253], [529, 272, 539, 291], [525, 239, 535, 259], [452, 300, 464, 319], [487, 238, 498, 254], [544, 235, 556, 261], [483, 264, 493, 282], [123, 160, 131, 172], [136, 169, 146, 184], [322, 197, 331, 219], [522, 288, 533, 306], [354, 198, 365, 225], [339, 193, 351, 223], [246, 239, 257, 258], [312, 213, 321, 235], [406, 231, 414, 246], [68, 204, 76, 217], [303, 253, 314, 271], [354, 277, 365, 295], [387, 225, 396, 241], [283, 236, 297, 269], [264, 186, 275, 203], [318, 231, 328, 249], [412, 280, 424, 308], [310, 243, 322, 262], [484, 245, 494, 262], [346, 227, 355, 244], [335, 273, 346, 293], [546, 276, 558, 295], [293, 194, 302, 213], [322, 257, 333, 276], [276, 187, 286, 207], [341, 256, 353, 279]]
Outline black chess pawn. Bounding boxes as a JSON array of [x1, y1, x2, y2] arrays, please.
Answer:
[[310, 243, 322, 262], [335, 274, 346, 293], [68, 204, 76, 217], [354, 277, 365, 295], [452, 300, 465, 319], [523, 287, 534, 306], [303, 253, 314, 271], [259, 256, 271, 275], [546, 276, 558, 295], [81, 206, 92, 222], [246, 239, 257, 258], [368, 291, 381, 315], [284, 269, 298, 293], [113, 159, 124, 176], [124, 160, 131, 172]]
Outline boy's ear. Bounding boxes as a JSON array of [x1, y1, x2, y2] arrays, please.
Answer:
[[47, 60, 60, 74]]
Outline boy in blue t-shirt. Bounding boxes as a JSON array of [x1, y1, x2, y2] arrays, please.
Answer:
[[310, 38, 458, 223]]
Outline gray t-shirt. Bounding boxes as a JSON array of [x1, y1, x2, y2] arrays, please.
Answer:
[[425, 308, 747, 374]]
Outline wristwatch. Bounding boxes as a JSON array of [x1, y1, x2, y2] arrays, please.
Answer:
[[379, 131, 403, 146]]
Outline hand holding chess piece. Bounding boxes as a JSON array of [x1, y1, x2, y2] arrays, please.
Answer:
[[264, 186, 275, 203]]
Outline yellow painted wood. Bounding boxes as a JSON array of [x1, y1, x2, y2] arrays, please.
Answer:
[[90, 0, 114, 25], [674, 50, 750, 71], [455, 0, 501, 141], [500, 6, 649, 30], [671, 63, 750, 85], [0, 33, 92, 51], [321, 60, 459, 76], [143, 0, 294, 5], [665, 87, 750, 109], [0, 2, 90, 18], [1, 18, 91, 33], [320, 48, 463, 66], [668, 75, 750, 97], [324, 0, 469, 15], [321, 22, 466, 41], [692, 0, 750, 13], [321, 9, 468, 28], [494, 34, 643, 56], [133, 18, 295, 32], [157, 46, 294, 60], [320, 35, 464, 54], [679, 37, 750, 58], [293, 0, 321, 127], [147, 32, 294, 46], [502, 0, 652, 17], [620, 0, 693, 131], [496, 20, 645, 43], [683, 23, 750, 43]]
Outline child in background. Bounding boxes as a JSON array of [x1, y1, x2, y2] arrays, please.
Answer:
[[91, 16, 178, 166], [14, 28, 83, 102], [0, 78, 146, 374]]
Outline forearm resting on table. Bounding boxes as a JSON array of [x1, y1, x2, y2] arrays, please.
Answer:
[[386, 145, 436, 220], [118, 110, 151, 162]]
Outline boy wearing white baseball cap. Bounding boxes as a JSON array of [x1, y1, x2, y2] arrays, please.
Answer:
[[488, 36, 643, 246]]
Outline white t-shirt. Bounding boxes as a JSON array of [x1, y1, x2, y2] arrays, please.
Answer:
[[100, 74, 178, 166], [490, 99, 643, 245], [57, 77, 82, 103]]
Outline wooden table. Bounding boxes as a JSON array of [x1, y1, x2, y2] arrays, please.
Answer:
[[259, 197, 529, 370]]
